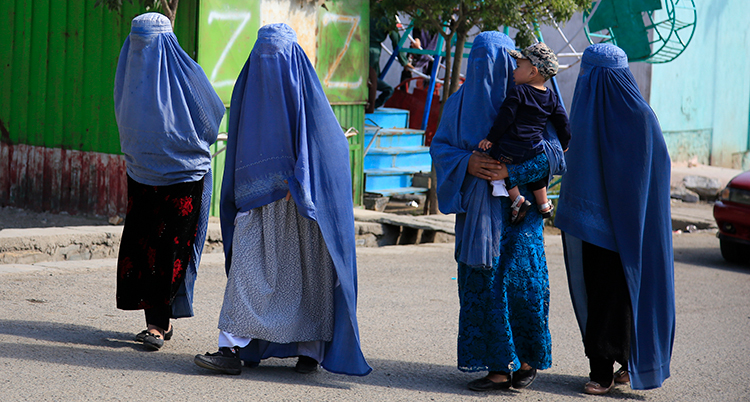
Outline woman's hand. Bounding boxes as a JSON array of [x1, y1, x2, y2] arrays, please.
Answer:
[[467, 151, 508, 181]]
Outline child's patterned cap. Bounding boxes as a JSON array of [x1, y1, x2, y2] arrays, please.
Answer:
[[509, 42, 559, 80]]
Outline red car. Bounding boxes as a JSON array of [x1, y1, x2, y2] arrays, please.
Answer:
[[714, 171, 750, 263]]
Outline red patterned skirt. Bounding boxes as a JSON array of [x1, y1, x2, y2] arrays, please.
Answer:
[[116, 175, 203, 311]]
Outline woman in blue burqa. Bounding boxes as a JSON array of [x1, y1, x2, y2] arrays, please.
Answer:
[[193, 23, 371, 377], [430, 31, 566, 392], [555, 43, 675, 395], [114, 13, 225, 351]]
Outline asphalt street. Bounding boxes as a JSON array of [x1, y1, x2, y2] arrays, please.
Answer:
[[0, 231, 748, 401]]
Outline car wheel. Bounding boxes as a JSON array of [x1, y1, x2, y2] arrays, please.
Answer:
[[720, 238, 749, 264]]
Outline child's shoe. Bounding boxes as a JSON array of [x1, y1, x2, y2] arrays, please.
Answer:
[[511, 196, 532, 224], [538, 201, 554, 219]]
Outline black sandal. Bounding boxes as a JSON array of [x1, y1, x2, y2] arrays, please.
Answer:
[[614, 367, 630, 384], [512, 367, 537, 389], [295, 356, 319, 374], [468, 372, 512, 391], [134, 330, 149, 343]]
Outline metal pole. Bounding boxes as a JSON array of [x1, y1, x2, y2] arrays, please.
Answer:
[[421, 35, 445, 131], [421, 54, 441, 131]]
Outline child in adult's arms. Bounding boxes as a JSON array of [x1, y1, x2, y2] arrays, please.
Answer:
[[478, 42, 570, 224]]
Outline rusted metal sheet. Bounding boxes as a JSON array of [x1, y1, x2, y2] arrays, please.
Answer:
[[0, 143, 127, 217]]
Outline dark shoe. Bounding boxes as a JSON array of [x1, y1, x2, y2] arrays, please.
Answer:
[[512, 368, 537, 389], [135, 326, 172, 342], [134, 329, 149, 343], [295, 355, 319, 374], [614, 367, 630, 384], [194, 347, 242, 375], [164, 325, 173, 341], [142, 332, 164, 350], [467, 376, 512, 392], [584, 380, 614, 395]]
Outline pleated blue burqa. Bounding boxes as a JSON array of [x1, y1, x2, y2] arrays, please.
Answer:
[[555, 43, 675, 390], [219, 23, 371, 376]]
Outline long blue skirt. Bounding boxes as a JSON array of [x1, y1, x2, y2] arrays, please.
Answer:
[[457, 153, 552, 373]]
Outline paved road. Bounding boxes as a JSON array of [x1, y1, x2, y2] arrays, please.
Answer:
[[1, 231, 748, 401]]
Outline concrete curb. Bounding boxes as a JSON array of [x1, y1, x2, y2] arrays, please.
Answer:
[[0, 224, 224, 266], [0, 201, 715, 268]]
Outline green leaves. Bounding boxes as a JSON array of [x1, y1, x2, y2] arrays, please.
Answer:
[[378, 0, 589, 46]]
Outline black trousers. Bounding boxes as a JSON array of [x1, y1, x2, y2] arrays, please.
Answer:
[[145, 304, 171, 331], [581, 241, 632, 385], [504, 175, 548, 193]]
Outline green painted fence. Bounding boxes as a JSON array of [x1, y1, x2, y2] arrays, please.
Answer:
[[0, 0, 198, 153]]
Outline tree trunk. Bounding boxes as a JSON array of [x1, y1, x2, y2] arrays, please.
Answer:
[[160, 0, 179, 28], [449, 30, 467, 97], [437, 31, 454, 119]]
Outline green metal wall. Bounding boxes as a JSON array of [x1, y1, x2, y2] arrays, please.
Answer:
[[0, 0, 198, 154], [197, 0, 260, 104], [317, 0, 369, 206], [0, 0, 367, 215], [332, 105, 366, 205]]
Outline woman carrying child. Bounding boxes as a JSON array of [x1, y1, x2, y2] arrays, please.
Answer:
[[430, 31, 566, 392]]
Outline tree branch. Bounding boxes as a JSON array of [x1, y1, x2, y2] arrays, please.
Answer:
[[159, 0, 178, 27]]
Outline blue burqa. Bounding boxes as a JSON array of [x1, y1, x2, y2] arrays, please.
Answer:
[[555, 43, 675, 390], [114, 12, 225, 317], [220, 23, 371, 376], [430, 32, 566, 268]]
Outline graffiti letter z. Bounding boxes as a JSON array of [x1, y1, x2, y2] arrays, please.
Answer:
[[208, 11, 251, 88], [322, 14, 362, 89]]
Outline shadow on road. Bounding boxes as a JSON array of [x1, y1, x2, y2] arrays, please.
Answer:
[[0, 319, 649, 400]]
